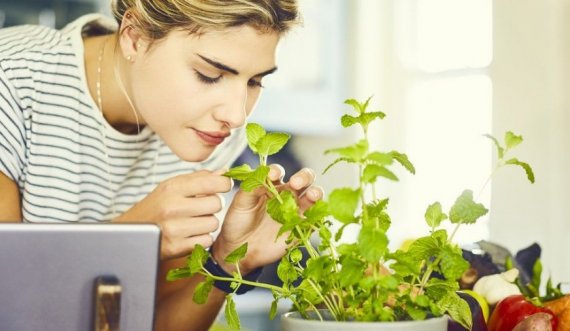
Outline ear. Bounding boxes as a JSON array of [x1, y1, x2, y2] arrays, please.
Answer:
[[117, 10, 146, 62]]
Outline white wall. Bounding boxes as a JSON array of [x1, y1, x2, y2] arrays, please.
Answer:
[[491, 0, 570, 284]]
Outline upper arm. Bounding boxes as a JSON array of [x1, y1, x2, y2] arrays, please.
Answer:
[[0, 171, 21, 222]]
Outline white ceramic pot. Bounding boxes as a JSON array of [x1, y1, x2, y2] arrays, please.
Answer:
[[281, 310, 448, 331]]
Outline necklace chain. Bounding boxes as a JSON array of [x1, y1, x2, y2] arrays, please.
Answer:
[[96, 37, 117, 219]]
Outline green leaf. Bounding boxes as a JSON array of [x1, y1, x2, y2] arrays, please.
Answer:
[[362, 164, 398, 183], [289, 248, 303, 264], [325, 139, 369, 162], [255, 132, 291, 156], [505, 131, 523, 151], [344, 97, 370, 115], [277, 257, 298, 284], [224, 295, 241, 330], [304, 256, 333, 282], [449, 190, 488, 224], [407, 305, 427, 321], [322, 157, 355, 174], [328, 188, 361, 224], [484, 133, 505, 159], [505, 158, 535, 183], [366, 152, 394, 165], [224, 164, 254, 181], [166, 267, 192, 281], [425, 278, 459, 301], [338, 256, 365, 287], [424, 202, 448, 229], [269, 299, 278, 320], [267, 191, 298, 224], [303, 200, 329, 222], [246, 123, 266, 153], [224, 243, 248, 264], [193, 277, 214, 304], [358, 225, 388, 262], [389, 151, 416, 174], [438, 292, 472, 330], [187, 244, 208, 274], [530, 259, 543, 298], [240, 165, 270, 192], [439, 244, 470, 280]]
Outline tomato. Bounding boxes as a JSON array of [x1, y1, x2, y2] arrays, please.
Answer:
[[488, 295, 558, 331]]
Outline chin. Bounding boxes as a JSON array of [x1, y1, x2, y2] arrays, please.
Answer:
[[176, 148, 216, 163]]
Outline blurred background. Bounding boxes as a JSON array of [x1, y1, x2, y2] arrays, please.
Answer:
[[1, 0, 569, 329]]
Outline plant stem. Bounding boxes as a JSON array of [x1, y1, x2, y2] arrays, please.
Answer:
[[203, 270, 285, 293]]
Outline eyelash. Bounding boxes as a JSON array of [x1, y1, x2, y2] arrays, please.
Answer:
[[194, 70, 264, 88]]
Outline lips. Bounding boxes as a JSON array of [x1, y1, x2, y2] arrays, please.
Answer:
[[194, 129, 230, 146]]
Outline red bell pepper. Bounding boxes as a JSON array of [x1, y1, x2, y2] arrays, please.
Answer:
[[488, 295, 558, 331]]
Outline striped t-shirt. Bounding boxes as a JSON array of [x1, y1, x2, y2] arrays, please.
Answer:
[[0, 14, 246, 223]]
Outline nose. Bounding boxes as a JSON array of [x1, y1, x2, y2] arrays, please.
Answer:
[[214, 84, 248, 129]]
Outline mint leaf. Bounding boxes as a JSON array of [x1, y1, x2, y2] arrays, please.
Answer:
[[358, 225, 388, 262], [269, 299, 278, 320], [256, 132, 290, 156], [325, 139, 369, 162], [246, 123, 266, 154], [240, 165, 270, 192], [303, 200, 329, 222], [484, 133, 505, 159], [328, 188, 361, 224], [439, 244, 470, 280], [224, 164, 254, 181], [166, 267, 192, 281], [193, 277, 214, 304], [289, 248, 303, 264], [344, 98, 370, 115], [425, 278, 459, 301], [424, 202, 447, 230], [362, 164, 398, 183], [267, 191, 298, 223], [505, 131, 523, 151], [505, 158, 535, 183], [224, 242, 248, 264], [438, 292, 472, 330], [389, 151, 416, 174], [187, 244, 208, 274], [277, 257, 298, 284], [322, 157, 355, 174], [341, 112, 386, 129], [338, 256, 365, 287], [225, 295, 241, 330], [449, 190, 488, 224], [366, 151, 393, 165]]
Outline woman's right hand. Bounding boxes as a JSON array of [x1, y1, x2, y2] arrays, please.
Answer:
[[113, 169, 232, 260]]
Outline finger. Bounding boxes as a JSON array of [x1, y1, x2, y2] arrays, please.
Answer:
[[161, 216, 220, 241], [168, 194, 224, 217], [298, 185, 324, 213], [268, 164, 285, 183], [164, 170, 232, 197], [289, 168, 316, 191], [162, 233, 215, 260]]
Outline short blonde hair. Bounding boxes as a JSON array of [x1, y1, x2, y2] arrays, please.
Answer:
[[112, 0, 300, 40]]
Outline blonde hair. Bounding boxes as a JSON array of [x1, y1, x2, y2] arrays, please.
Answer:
[[112, 0, 300, 40]]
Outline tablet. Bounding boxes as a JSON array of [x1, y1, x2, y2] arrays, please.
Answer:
[[0, 223, 161, 331]]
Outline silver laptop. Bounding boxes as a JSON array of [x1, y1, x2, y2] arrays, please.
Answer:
[[0, 223, 161, 331]]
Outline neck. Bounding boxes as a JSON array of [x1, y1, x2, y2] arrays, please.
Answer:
[[86, 34, 144, 135]]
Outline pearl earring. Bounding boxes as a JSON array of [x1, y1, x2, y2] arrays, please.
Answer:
[[127, 55, 132, 62]]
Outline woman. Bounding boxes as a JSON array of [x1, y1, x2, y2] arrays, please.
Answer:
[[0, 0, 323, 329]]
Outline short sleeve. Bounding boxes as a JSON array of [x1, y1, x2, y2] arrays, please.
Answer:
[[0, 64, 26, 181]]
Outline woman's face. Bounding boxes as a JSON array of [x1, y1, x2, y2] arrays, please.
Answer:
[[126, 26, 280, 162]]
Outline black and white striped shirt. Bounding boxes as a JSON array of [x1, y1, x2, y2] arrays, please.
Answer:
[[0, 14, 246, 223]]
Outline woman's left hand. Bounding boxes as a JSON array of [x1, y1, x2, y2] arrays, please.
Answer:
[[212, 165, 323, 275]]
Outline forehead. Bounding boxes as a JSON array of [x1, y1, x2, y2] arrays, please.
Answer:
[[153, 25, 281, 74]]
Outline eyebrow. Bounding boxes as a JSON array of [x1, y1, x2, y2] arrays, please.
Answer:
[[197, 54, 278, 77]]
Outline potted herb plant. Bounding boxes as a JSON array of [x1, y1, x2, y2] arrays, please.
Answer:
[[168, 97, 534, 331]]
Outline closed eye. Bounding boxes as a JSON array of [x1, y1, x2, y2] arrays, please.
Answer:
[[194, 70, 222, 85]]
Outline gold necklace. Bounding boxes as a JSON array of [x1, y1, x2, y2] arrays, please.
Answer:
[[96, 37, 118, 219]]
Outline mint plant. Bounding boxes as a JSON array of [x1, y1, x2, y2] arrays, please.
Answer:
[[167, 97, 534, 330]]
